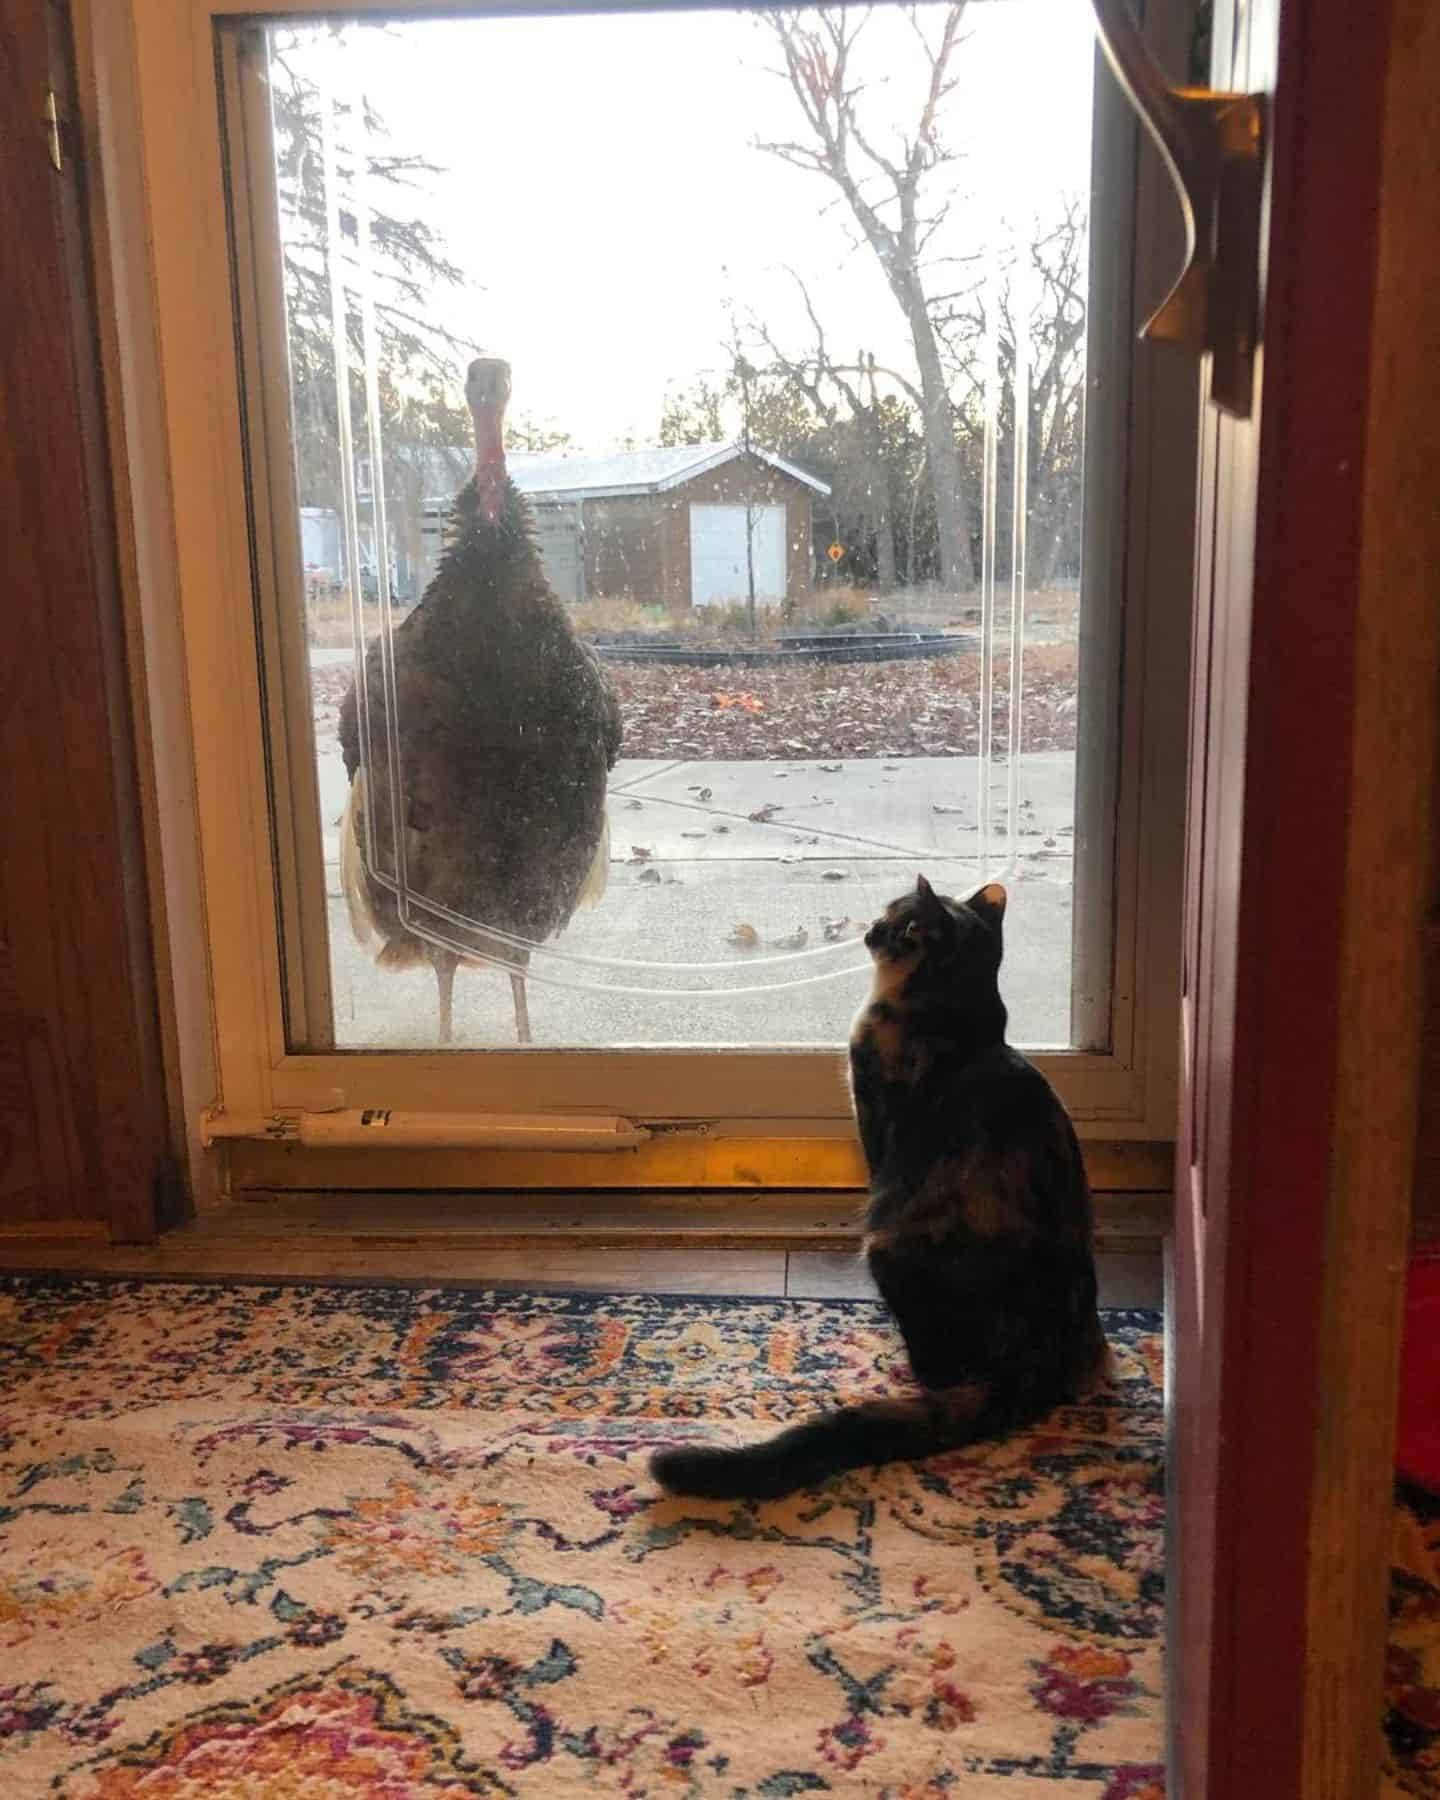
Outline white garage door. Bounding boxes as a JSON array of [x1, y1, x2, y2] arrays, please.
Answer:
[[689, 504, 787, 607], [533, 508, 583, 603]]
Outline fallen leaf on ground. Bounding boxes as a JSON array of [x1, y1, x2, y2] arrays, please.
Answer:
[[771, 926, 810, 950], [629, 845, 653, 861], [822, 869, 849, 881], [313, 639, 1082, 771], [637, 866, 662, 884], [581, 643, 1079, 762], [748, 803, 783, 823], [727, 923, 760, 949]]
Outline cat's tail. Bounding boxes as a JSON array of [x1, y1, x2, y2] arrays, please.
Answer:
[[649, 1384, 1001, 1502]]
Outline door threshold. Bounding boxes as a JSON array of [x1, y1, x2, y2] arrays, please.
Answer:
[[196, 1186, 1169, 1251], [0, 1231, 1165, 1306]]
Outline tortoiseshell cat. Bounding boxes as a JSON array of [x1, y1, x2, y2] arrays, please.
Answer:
[[651, 874, 1108, 1500]]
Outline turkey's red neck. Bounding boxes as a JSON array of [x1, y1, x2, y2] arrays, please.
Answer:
[[473, 423, 506, 525], [467, 363, 510, 525]]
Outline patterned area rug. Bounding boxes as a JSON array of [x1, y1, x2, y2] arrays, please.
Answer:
[[1387, 1483, 1440, 1796], [0, 1277, 1166, 1797]]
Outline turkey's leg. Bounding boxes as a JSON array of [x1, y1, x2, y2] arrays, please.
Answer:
[[509, 970, 532, 1045], [433, 953, 458, 1045]]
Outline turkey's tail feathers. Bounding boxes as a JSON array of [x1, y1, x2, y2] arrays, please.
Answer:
[[575, 810, 610, 912], [649, 1385, 995, 1502], [339, 775, 378, 950]]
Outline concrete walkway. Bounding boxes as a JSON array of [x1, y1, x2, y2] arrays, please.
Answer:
[[316, 750, 1077, 1049]]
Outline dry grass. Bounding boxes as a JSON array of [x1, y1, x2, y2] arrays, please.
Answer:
[[871, 583, 1082, 644], [569, 596, 670, 638], [303, 579, 1083, 654], [573, 582, 1081, 647], [304, 584, 387, 651], [574, 584, 902, 646]]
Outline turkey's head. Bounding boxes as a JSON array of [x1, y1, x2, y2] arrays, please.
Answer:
[[466, 357, 511, 525]]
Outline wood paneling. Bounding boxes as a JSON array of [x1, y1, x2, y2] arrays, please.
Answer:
[[1172, 0, 1436, 1794], [1400, 0, 1440, 1234], [0, 0, 171, 1239], [1306, 4, 1440, 1791]]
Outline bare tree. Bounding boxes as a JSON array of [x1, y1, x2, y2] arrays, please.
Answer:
[[752, 273, 906, 589], [757, 4, 973, 587], [1022, 205, 1088, 582], [269, 28, 477, 524], [658, 376, 728, 446], [939, 200, 1088, 584], [504, 416, 575, 454]]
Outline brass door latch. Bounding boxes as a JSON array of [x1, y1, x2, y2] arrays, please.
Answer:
[[1089, 0, 1266, 418]]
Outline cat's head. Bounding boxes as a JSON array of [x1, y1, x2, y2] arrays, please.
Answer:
[[863, 875, 1007, 984]]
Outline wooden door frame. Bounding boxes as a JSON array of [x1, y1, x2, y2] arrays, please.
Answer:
[[0, 0, 176, 1241], [1172, 0, 1440, 1794]]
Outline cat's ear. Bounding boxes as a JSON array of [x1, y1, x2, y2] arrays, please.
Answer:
[[966, 882, 1007, 927], [915, 874, 947, 921]]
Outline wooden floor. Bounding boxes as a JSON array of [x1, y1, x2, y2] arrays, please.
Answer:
[[0, 1190, 1166, 1309], [790, 1248, 1164, 1309]]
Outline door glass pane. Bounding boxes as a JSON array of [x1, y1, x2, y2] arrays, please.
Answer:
[[222, 2, 1099, 1052]]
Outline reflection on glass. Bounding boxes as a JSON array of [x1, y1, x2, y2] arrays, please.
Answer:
[[236, 3, 1094, 1049]]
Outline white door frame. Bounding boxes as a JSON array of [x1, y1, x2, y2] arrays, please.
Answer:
[[78, 0, 1197, 1196]]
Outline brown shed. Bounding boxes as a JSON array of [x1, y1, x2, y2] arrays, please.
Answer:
[[505, 442, 829, 609]]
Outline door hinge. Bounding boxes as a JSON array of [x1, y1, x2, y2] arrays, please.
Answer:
[[43, 90, 63, 173]]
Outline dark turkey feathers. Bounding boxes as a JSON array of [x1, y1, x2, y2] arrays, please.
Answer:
[[337, 357, 621, 1042]]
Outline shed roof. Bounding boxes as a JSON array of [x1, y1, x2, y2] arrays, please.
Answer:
[[507, 440, 830, 501]]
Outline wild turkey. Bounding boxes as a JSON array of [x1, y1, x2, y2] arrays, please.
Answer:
[[337, 358, 621, 1043]]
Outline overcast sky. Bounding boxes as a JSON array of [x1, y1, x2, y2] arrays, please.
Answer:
[[277, 0, 1097, 448]]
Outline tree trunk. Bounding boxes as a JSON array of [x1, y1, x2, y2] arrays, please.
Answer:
[[875, 497, 897, 590], [862, 419, 896, 592], [902, 285, 969, 591]]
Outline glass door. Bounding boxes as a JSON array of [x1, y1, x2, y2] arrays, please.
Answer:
[[111, 0, 1194, 1169]]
